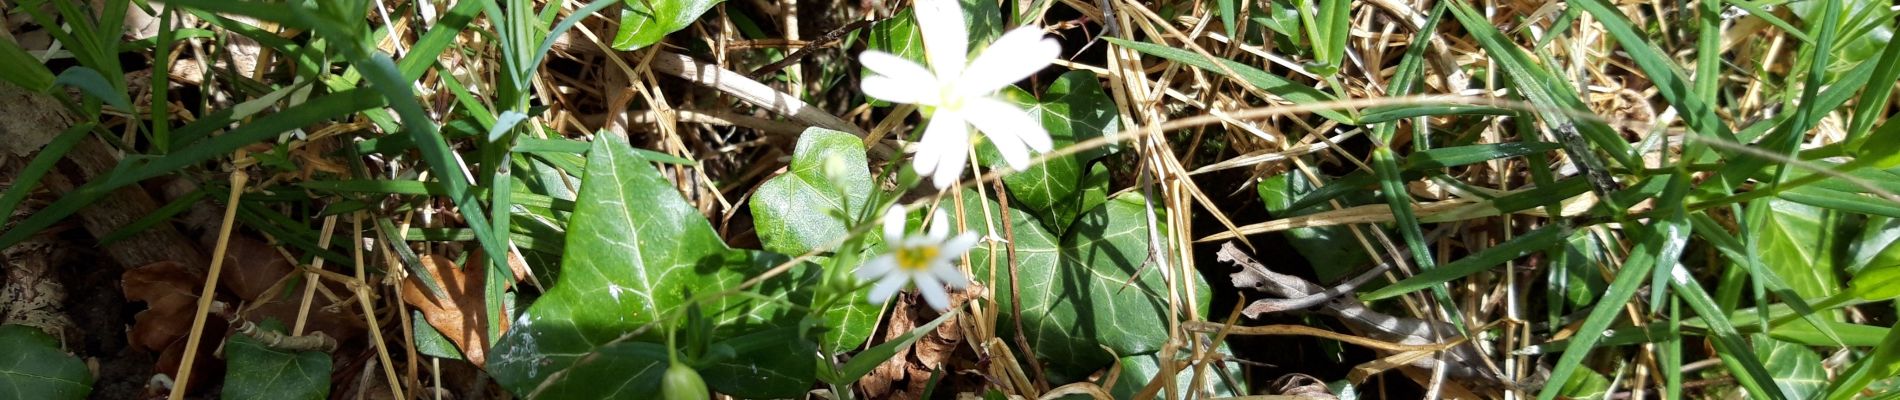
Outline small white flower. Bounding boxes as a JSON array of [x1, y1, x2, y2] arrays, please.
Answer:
[[859, 0, 1059, 189], [857, 206, 978, 311]]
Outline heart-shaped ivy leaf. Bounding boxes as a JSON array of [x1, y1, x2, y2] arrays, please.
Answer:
[[954, 191, 1209, 381], [750, 128, 882, 351], [977, 71, 1120, 232], [488, 134, 810, 399], [223, 323, 331, 400]]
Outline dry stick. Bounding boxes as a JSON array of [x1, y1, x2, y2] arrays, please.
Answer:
[[168, 167, 249, 400], [992, 178, 1050, 392], [647, 50, 865, 136], [351, 213, 405, 400], [292, 215, 340, 336], [1181, 322, 1452, 354], [747, 18, 878, 79]]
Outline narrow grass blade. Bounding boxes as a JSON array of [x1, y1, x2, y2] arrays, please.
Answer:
[[0, 123, 90, 218], [1103, 37, 1356, 124], [0, 89, 379, 249], [1362, 224, 1570, 300]]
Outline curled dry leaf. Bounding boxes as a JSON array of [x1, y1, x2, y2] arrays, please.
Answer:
[[859, 284, 982, 399], [123, 261, 201, 352], [400, 252, 516, 366], [124, 261, 226, 394]]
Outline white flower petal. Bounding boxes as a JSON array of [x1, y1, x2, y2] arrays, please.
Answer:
[[883, 206, 907, 244], [937, 232, 980, 262], [965, 97, 1052, 152], [930, 261, 970, 289], [860, 51, 938, 82], [912, 0, 968, 77], [910, 116, 953, 176], [928, 209, 951, 240], [868, 270, 911, 304], [858, 255, 897, 281], [956, 26, 1059, 97], [916, 112, 970, 189], [860, 51, 940, 105], [931, 130, 971, 189], [914, 273, 953, 311], [862, 76, 933, 105]]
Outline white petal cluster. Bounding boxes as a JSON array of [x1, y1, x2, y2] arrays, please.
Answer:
[[859, 0, 1060, 189], [857, 207, 977, 310]]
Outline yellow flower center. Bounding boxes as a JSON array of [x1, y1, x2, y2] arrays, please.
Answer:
[[895, 245, 941, 271], [939, 86, 965, 112]]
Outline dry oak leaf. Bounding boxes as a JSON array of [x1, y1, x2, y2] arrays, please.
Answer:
[[400, 252, 518, 366]]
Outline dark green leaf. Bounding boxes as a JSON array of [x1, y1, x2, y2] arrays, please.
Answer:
[[1258, 173, 1373, 282], [0, 325, 92, 400], [52, 66, 131, 112], [223, 327, 332, 400], [978, 71, 1120, 230], [960, 192, 1210, 381], [488, 134, 794, 397], [0, 39, 54, 92]]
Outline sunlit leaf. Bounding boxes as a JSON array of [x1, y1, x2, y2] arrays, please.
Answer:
[[750, 128, 880, 351], [488, 134, 807, 398], [613, 0, 724, 50], [958, 191, 1210, 381]]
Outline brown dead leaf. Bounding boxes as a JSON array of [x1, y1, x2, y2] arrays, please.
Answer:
[[219, 235, 295, 302], [400, 252, 503, 366], [858, 284, 980, 399], [123, 261, 201, 352]]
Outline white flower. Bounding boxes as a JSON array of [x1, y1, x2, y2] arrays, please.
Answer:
[[858, 0, 1059, 189], [857, 206, 978, 310]]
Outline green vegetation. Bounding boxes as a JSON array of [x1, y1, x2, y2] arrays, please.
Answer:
[[1, 0, 1897, 398]]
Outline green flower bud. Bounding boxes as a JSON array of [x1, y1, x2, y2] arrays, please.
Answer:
[[661, 362, 709, 400]]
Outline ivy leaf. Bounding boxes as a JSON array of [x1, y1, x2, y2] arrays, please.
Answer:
[[613, 0, 723, 50], [698, 326, 819, 396], [977, 71, 1121, 232], [223, 324, 331, 400], [0, 325, 91, 400], [1746, 199, 1843, 308], [864, 8, 925, 107], [1110, 351, 1242, 398], [749, 127, 881, 351], [1257, 172, 1373, 282], [959, 0, 1004, 51], [1756, 338, 1827, 399], [1556, 368, 1611, 400], [488, 134, 800, 398], [957, 191, 1209, 381], [1556, 229, 1613, 308], [753, 128, 873, 256]]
